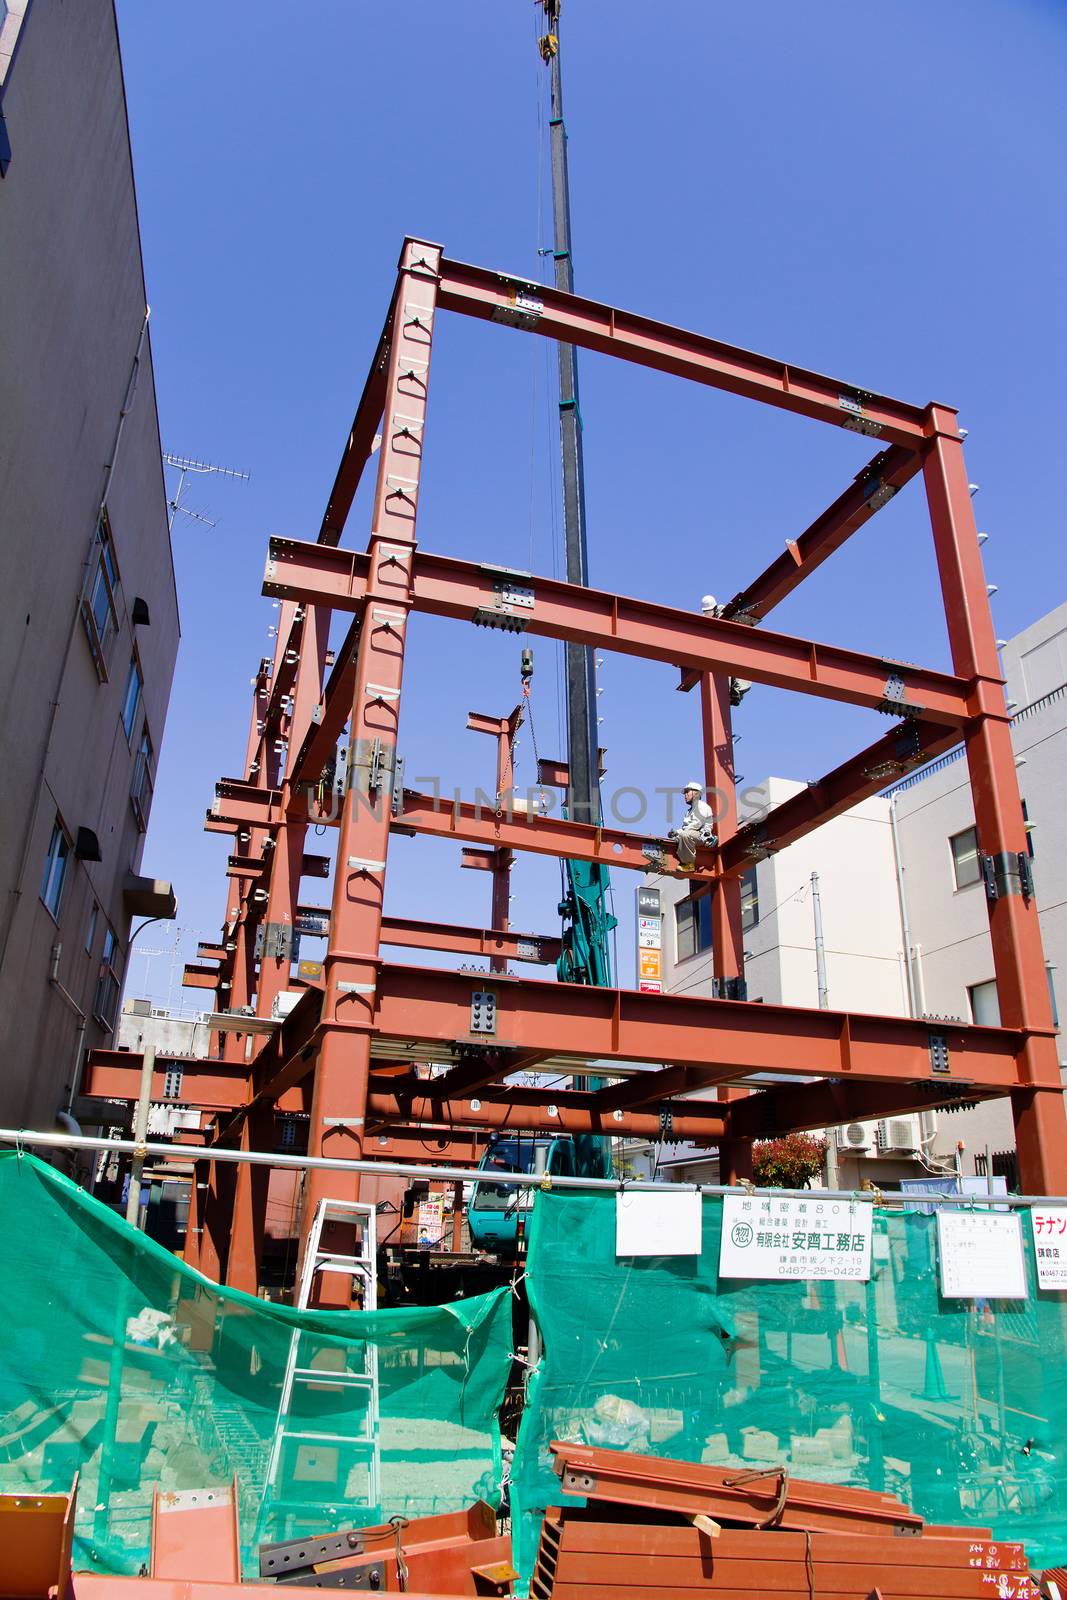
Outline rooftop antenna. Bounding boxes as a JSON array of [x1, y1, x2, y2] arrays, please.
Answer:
[[162, 452, 250, 530]]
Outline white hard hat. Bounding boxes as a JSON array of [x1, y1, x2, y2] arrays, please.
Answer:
[[684, 779, 703, 793]]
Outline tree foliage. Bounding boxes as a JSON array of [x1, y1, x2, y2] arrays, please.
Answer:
[[752, 1132, 828, 1189]]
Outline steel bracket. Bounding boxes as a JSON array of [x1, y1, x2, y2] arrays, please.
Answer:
[[658, 1106, 673, 1140], [260, 1529, 365, 1579], [712, 976, 748, 1001], [470, 990, 497, 1035], [261, 922, 294, 962], [277, 1557, 386, 1588], [928, 1031, 951, 1076], [391, 754, 406, 816], [981, 850, 1032, 902]]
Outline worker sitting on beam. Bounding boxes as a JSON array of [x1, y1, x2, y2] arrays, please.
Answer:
[[668, 780, 717, 871]]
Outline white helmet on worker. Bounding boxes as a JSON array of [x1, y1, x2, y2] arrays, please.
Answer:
[[684, 780, 703, 795]]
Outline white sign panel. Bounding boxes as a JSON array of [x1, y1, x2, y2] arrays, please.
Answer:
[[616, 1190, 703, 1257], [1030, 1205, 1067, 1290], [719, 1194, 871, 1282], [937, 1210, 1027, 1300]]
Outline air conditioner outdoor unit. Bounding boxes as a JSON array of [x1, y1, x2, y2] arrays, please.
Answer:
[[836, 1122, 871, 1151], [876, 1116, 921, 1152]]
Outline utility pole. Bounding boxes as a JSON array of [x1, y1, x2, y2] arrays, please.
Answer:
[[811, 872, 829, 1009]]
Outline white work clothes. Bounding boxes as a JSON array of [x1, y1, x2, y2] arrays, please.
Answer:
[[675, 795, 715, 866], [681, 796, 714, 830]]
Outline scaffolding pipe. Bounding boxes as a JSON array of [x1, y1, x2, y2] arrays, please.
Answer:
[[1, 1127, 1062, 1206]]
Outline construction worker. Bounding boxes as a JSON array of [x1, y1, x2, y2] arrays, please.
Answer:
[[669, 781, 717, 870]]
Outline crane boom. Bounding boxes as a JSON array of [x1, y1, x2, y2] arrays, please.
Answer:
[[540, 0, 616, 989]]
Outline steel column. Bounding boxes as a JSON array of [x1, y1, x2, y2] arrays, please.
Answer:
[[300, 239, 441, 1289], [923, 406, 1067, 1191]]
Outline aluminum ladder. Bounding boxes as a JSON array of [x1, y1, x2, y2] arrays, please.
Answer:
[[263, 1198, 381, 1535]]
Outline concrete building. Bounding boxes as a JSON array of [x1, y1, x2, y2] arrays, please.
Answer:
[[639, 603, 1066, 1191], [0, 0, 179, 1129]]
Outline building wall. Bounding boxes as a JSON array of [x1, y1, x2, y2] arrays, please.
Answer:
[[0, 0, 179, 1128]]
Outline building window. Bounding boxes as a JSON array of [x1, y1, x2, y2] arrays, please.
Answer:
[[968, 979, 1000, 1027], [93, 927, 121, 1028], [40, 819, 71, 921], [130, 723, 154, 831], [676, 892, 712, 962], [950, 826, 981, 890], [121, 656, 143, 741], [82, 515, 120, 680], [86, 902, 99, 956], [740, 867, 759, 931]]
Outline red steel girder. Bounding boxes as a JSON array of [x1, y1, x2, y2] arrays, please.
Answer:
[[726, 1075, 996, 1141], [207, 778, 714, 879], [720, 717, 963, 875], [368, 963, 1029, 1090], [393, 789, 707, 877], [263, 538, 975, 725], [381, 913, 561, 965], [365, 1089, 724, 1144], [81, 1049, 302, 1114], [435, 255, 933, 447], [287, 611, 362, 792], [719, 444, 921, 622]]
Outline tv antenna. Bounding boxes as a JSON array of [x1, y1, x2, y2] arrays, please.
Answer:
[[163, 452, 250, 530]]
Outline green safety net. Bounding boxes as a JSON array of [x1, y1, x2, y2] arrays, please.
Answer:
[[511, 1191, 1067, 1581], [0, 1152, 512, 1577]]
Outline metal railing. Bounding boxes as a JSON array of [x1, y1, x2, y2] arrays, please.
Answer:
[[2, 1125, 1064, 1208]]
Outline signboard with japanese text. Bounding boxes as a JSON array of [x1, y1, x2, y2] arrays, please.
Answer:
[[937, 1209, 1027, 1300], [637, 887, 662, 917], [639, 949, 662, 980], [639, 979, 662, 994], [638, 915, 662, 950], [416, 1197, 445, 1250], [1029, 1205, 1067, 1290], [719, 1194, 872, 1282]]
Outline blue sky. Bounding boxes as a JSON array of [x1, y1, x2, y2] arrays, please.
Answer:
[[116, 0, 1067, 1006]]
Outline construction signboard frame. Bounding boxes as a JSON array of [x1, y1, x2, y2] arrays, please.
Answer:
[[85, 237, 1066, 1296]]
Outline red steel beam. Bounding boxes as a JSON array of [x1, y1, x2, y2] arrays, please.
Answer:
[[393, 790, 708, 877], [365, 1090, 724, 1144], [263, 538, 974, 725], [727, 1076, 997, 1141], [719, 444, 921, 622], [317, 282, 399, 544], [368, 964, 1028, 1090], [287, 611, 362, 792], [381, 914, 561, 964], [719, 717, 963, 875], [435, 255, 932, 447], [207, 779, 714, 879]]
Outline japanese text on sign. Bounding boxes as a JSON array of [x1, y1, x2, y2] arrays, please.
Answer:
[[1029, 1205, 1067, 1290], [937, 1210, 1027, 1300], [719, 1194, 872, 1282]]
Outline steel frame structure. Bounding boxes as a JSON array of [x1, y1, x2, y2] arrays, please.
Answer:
[[86, 237, 1065, 1297]]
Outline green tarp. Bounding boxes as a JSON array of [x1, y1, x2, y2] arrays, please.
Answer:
[[510, 1191, 1067, 1579], [0, 1152, 512, 1576]]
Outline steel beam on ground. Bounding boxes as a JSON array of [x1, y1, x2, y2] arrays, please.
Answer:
[[434, 255, 932, 447], [263, 539, 975, 725], [719, 444, 921, 622]]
